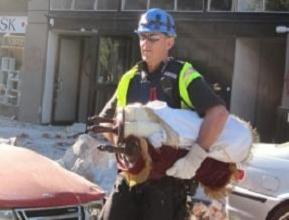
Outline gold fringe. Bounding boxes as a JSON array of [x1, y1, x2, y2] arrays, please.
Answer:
[[121, 138, 152, 187]]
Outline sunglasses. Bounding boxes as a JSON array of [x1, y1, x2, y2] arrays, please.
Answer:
[[138, 33, 162, 43]]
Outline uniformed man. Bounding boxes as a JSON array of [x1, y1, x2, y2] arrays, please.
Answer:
[[99, 8, 229, 220]]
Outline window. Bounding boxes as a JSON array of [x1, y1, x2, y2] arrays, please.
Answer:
[[50, 0, 120, 10], [50, 0, 74, 10], [97, 37, 131, 84], [237, 0, 263, 12], [74, 0, 95, 10], [0, 35, 24, 106], [150, 0, 174, 10], [95, 36, 131, 113], [208, 0, 233, 11], [97, 0, 119, 10], [266, 0, 289, 11], [122, 0, 147, 10], [177, 0, 204, 11]]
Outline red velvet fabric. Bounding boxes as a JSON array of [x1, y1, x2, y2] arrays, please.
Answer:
[[116, 142, 188, 179]]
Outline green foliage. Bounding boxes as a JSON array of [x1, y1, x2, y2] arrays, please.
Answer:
[[266, 0, 289, 11], [98, 38, 120, 83]]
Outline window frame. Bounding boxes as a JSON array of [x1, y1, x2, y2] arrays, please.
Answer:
[[49, 0, 289, 12]]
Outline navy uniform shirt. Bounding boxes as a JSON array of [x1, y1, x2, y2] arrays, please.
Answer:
[[100, 58, 225, 118]]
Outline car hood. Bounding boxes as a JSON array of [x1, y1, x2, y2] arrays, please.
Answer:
[[0, 144, 105, 208], [238, 146, 289, 197], [251, 142, 289, 159]]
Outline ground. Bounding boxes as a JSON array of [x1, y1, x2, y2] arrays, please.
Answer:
[[0, 115, 81, 160]]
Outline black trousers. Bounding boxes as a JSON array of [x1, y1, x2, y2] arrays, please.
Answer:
[[99, 175, 188, 220]]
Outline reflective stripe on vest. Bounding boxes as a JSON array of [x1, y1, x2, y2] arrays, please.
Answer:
[[179, 62, 201, 109], [116, 62, 201, 108], [117, 65, 138, 107]]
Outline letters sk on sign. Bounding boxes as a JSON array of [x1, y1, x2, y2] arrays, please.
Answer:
[[0, 16, 27, 34]]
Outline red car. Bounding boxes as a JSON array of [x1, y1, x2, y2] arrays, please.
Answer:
[[0, 144, 105, 219]]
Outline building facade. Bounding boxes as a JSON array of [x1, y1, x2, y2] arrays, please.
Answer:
[[10, 0, 289, 142], [0, 0, 28, 117]]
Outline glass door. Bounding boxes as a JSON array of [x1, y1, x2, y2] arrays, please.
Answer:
[[94, 36, 132, 114]]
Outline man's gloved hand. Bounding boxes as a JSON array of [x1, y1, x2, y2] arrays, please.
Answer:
[[166, 143, 208, 179]]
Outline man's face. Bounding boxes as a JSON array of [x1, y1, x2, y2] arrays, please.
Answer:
[[138, 32, 175, 66]]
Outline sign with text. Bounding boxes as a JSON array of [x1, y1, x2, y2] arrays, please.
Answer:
[[0, 16, 27, 34]]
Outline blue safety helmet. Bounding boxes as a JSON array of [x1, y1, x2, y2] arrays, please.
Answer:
[[135, 8, 176, 37]]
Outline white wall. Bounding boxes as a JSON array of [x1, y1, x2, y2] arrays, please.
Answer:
[[41, 31, 58, 124], [230, 38, 260, 123], [18, 0, 49, 122], [281, 34, 289, 109]]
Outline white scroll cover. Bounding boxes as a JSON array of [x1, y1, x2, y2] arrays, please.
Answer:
[[119, 101, 253, 164]]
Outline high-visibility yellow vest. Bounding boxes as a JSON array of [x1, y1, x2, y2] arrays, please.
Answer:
[[116, 62, 201, 109]]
